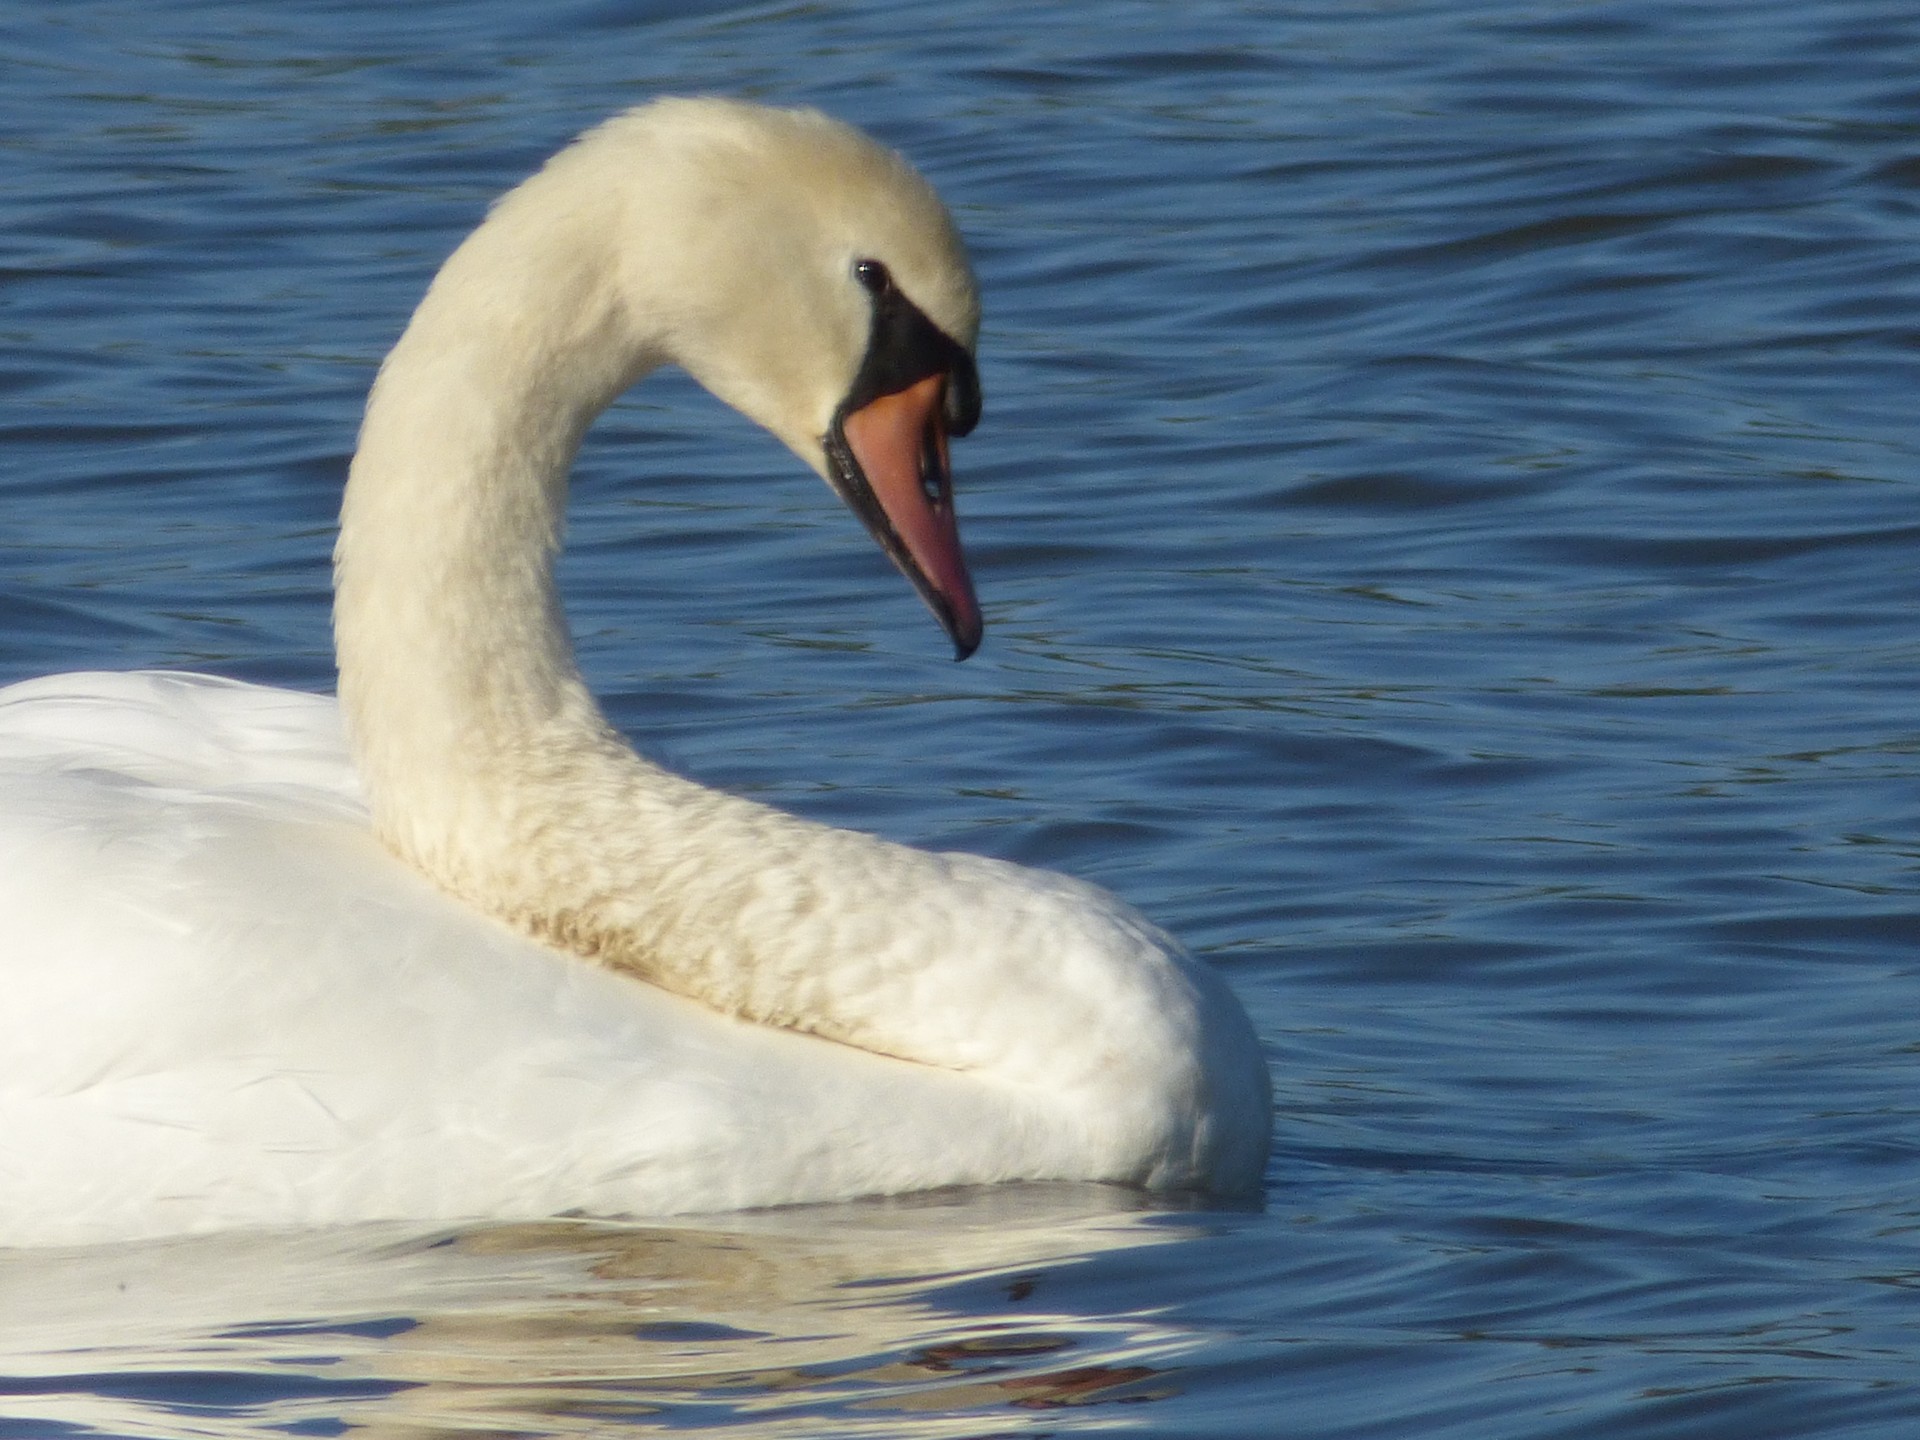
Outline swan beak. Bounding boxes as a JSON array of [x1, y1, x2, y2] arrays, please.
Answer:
[[830, 372, 984, 659]]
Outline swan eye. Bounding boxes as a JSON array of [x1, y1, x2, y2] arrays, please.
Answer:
[[853, 258, 892, 296]]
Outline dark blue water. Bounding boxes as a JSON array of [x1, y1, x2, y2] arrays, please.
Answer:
[[4, 0, 1919, 1435]]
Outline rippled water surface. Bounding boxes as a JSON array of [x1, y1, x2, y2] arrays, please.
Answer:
[[4, 0, 1920, 1435]]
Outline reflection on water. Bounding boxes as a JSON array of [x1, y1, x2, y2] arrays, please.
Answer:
[[2, 1187, 1204, 1437]]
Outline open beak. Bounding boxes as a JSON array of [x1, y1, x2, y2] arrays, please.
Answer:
[[826, 372, 983, 659]]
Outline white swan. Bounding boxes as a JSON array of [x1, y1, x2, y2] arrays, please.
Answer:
[[0, 98, 1269, 1248]]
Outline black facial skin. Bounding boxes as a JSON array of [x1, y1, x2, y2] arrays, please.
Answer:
[[822, 258, 983, 658], [841, 258, 980, 435]]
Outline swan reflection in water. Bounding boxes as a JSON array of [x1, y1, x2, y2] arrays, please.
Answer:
[[1, 1187, 1212, 1436]]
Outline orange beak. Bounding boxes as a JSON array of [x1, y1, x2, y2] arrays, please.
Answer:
[[831, 372, 983, 658]]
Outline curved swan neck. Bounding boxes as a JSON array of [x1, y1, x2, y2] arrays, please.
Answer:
[[335, 173, 655, 816], [323, 106, 1262, 1192]]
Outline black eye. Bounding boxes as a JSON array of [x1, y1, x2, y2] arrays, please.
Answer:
[[853, 258, 892, 295]]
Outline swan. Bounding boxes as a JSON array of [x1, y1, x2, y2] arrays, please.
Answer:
[[0, 98, 1270, 1247]]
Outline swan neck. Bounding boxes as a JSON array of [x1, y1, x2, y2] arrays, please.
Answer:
[[333, 194, 662, 849], [312, 109, 1263, 1198]]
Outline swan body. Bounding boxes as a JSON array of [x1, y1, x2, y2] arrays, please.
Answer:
[[0, 100, 1269, 1248]]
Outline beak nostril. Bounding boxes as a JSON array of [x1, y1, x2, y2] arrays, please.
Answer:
[[919, 428, 943, 504]]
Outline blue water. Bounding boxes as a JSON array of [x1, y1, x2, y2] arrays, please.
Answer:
[[4, 0, 1919, 1435]]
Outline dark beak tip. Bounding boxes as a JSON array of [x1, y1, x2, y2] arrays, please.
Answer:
[[944, 601, 984, 661]]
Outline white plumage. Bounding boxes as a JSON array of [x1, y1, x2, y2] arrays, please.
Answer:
[[0, 100, 1269, 1247]]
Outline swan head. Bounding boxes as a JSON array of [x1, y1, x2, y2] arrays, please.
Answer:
[[545, 99, 985, 656]]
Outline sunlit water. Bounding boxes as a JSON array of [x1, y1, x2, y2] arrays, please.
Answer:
[[4, 1, 1919, 1436]]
